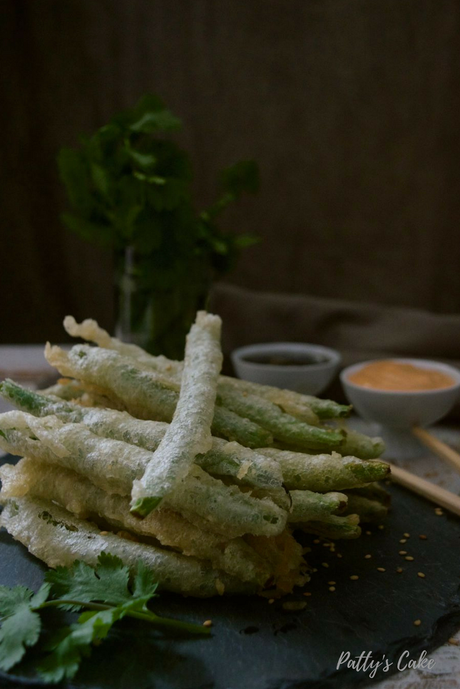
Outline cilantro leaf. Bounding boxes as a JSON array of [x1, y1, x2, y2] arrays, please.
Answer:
[[0, 584, 49, 671], [1, 555, 208, 681], [45, 553, 132, 610], [38, 596, 150, 684], [131, 559, 158, 600]]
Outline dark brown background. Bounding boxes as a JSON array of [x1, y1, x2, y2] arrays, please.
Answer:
[[2, 0, 460, 345]]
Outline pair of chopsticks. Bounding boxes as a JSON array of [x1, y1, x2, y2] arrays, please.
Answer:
[[388, 427, 460, 517]]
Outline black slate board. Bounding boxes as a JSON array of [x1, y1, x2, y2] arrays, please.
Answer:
[[1, 452, 460, 689]]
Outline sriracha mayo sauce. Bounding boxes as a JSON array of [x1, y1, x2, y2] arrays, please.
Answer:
[[349, 360, 456, 392]]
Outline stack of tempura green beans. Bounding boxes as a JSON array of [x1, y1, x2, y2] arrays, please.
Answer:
[[0, 312, 391, 598]]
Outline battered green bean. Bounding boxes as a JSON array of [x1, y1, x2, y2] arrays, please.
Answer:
[[217, 388, 345, 451], [288, 490, 347, 523], [259, 448, 391, 492], [45, 344, 273, 448], [0, 459, 271, 586], [131, 312, 223, 515], [0, 380, 282, 490], [0, 412, 286, 538], [0, 496, 255, 596]]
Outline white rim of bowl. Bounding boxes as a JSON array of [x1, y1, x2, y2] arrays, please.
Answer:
[[340, 358, 460, 396], [231, 343, 341, 372]]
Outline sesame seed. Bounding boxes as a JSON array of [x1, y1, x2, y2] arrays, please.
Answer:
[[404, 533, 410, 538], [417, 572, 426, 578], [303, 592, 312, 597], [322, 562, 329, 568], [328, 581, 336, 585], [396, 567, 403, 573], [365, 531, 372, 536], [399, 539, 407, 544], [399, 550, 407, 555], [336, 553, 343, 558], [378, 525, 385, 530], [413, 619, 421, 627], [313, 539, 320, 544], [312, 568, 318, 573], [365, 554, 372, 559], [203, 620, 213, 627], [329, 586, 336, 592], [405, 556, 414, 561], [419, 534, 427, 540], [350, 575, 359, 580], [99, 531, 109, 536], [268, 599, 275, 604], [435, 508, 443, 516], [377, 567, 386, 572]]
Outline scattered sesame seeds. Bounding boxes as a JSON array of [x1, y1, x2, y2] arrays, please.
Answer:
[[399, 539, 407, 544], [329, 586, 336, 592], [313, 539, 320, 544], [336, 553, 343, 558], [417, 572, 426, 578], [303, 592, 312, 597], [350, 575, 359, 581], [377, 567, 386, 572], [419, 534, 427, 540], [399, 550, 407, 555], [413, 619, 421, 627], [396, 567, 403, 573], [365, 554, 372, 559], [435, 508, 444, 516], [328, 581, 336, 585], [321, 562, 329, 568], [378, 525, 385, 530], [365, 531, 372, 536], [203, 620, 213, 627], [268, 599, 275, 604], [405, 556, 414, 561], [404, 533, 410, 538]]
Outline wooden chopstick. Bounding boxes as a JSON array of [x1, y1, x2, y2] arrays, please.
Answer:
[[389, 463, 460, 517], [412, 426, 460, 474]]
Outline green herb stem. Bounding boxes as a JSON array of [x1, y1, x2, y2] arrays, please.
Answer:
[[38, 600, 210, 635]]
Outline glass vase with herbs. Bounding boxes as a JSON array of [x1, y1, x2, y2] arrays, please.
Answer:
[[58, 94, 259, 359]]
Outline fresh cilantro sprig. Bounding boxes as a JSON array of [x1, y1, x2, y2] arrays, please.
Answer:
[[57, 92, 260, 287], [0, 553, 209, 684]]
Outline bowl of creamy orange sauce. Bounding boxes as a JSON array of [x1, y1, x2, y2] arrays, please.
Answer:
[[341, 359, 460, 428]]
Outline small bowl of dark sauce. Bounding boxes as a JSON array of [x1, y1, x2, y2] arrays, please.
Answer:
[[231, 343, 341, 395]]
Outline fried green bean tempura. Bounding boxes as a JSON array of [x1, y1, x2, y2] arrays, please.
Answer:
[[63, 316, 350, 423], [45, 344, 272, 448], [0, 411, 286, 537], [0, 496, 255, 596], [259, 448, 390, 492], [342, 493, 389, 523], [338, 428, 385, 460], [0, 459, 271, 586], [299, 514, 361, 540], [218, 387, 345, 452], [131, 312, 223, 515], [0, 380, 282, 490], [288, 490, 348, 523]]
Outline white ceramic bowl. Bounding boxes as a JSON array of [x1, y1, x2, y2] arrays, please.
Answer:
[[231, 342, 341, 395], [340, 358, 460, 428]]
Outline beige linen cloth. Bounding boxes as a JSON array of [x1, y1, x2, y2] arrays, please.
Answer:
[[211, 283, 460, 383]]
